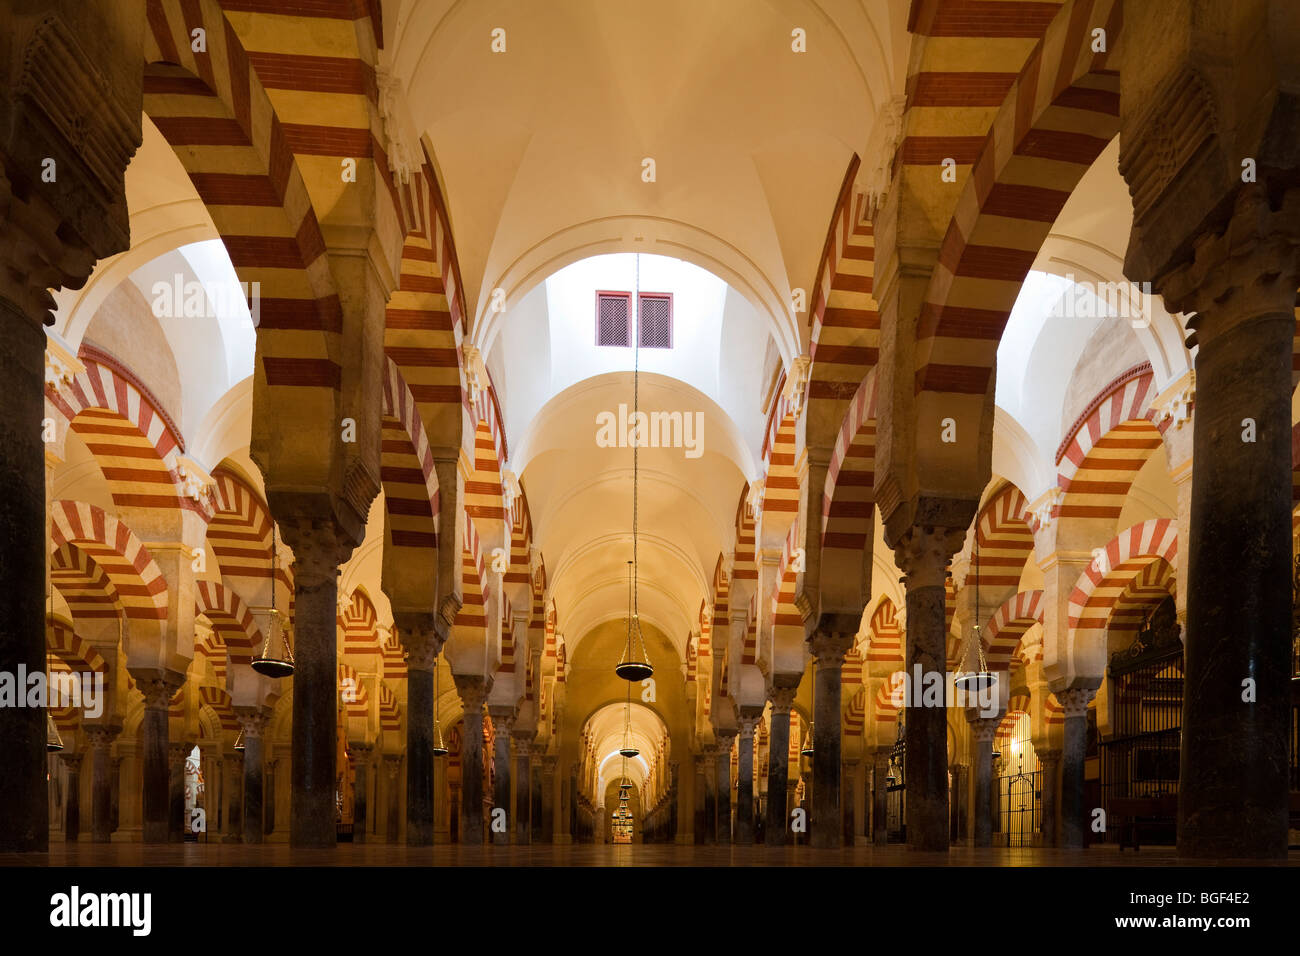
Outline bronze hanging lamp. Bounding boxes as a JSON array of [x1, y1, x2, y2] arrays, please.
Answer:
[[800, 721, 814, 756], [615, 254, 654, 682], [252, 525, 295, 678], [618, 683, 640, 758], [432, 657, 449, 757], [233, 728, 245, 752], [953, 535, 997, 695]]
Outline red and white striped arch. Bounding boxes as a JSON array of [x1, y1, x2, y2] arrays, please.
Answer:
[[972, 483, 1035, 596], [821, 368, 879, 550], [760, 382, 799, 524], [195, 580, 262, 666], [732, 487, 758, 589], [51, 544, 121, 621], [50, 501, 168, 624], [208, 467, 276, 584], [983, 589, 1043, 671], [874, 671, 908, 726], [453, 513, 488, 636], [1108, 560, 1175, 638], [198, 685, 238, 732], [1067, 518, 1178, 642], [378, 681, 401, 733], [46, 618, 108, 675], [771, 522, 804, 643], [337, 662, 370, 720], [380, 356, 440, 551], [341, 588, 382, 660], [864, 597, 903, 669]]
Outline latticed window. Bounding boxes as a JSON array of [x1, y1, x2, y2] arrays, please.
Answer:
[[595, 291, 631, 346], [638, 293, 673, 348]]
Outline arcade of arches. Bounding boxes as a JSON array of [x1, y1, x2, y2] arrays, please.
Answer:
[[1, 0, 1299, 865]]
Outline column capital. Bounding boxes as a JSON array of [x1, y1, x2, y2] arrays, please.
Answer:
[[767, 681, 798, 713], [133, 673, 184, 710], [398, 621, 442, 672], [893, 525, 966, 589], [348, 741, 374, 759], [1037, 748, 1062, 765], [234, 707, 271, 739], [511, 729, 536, 749], [382, 754, 402, 778], [1054, 686, 1096, 719], [809, 630, 854, 669], [83, 725, 121, 753], [489, 710, 516, 739], [168, 742, 192, 762], [970, 716, 1000, 743], [713, 730, 737, 752], [278, 518, 354, 589], [454, 674, 490, 712], [59, 751, 84, 770], [737, 708, 763, 737]]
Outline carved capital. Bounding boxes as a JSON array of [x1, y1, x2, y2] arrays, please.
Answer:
[[383, 754, 402, 779], [398, 620, 442, 672], [83, 725, 119, 754], [59, 751, 84, 770], [280, 518, 353, 590], [135, 676, 182, 711], [454, 674, 490, 712], [809, 630, 854, 669], [893, 525, 965, 590], [1055, 687, 1095, 720], [767, 681, 798, 713], [970, 716, 1000, 744], [234, 708, 271, 740]]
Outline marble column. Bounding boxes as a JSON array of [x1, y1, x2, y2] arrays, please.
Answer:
[[736, 713, 760, 845], [136, 678, 180, 844], [61, 753, 83, 843], [110, 756, 122, 834], [530, 746, 545, 843], [842, 760, 858, 846], [714, 732, 735, 844], [350, 744, 372, 844], [970, 717, 998, 848], [1038, 749, 1061, 847], [283, 522, 351, 848], [84, 726, 118, 843], [383, 755, 401, 843], [168, 742, 191, 842], [1057, 687, 1094, 849], [512, 732, 532, 843], [693, 755, 709, 844], [1155, 190, 1298, 859], [235, 710, 269, 844], [400, 623, 440, 846], [223, 752, 243, 843], [872, 748, 891, 846], [702, 747, 718, 844], [540, 755, 557, 843], [455, 676, 488, 845], [264, 759, 277, 836], [764, 683, 797, 845], [810, 632, 853, 848], [488, 708, 515, 845], [895, 526, 964, 851]]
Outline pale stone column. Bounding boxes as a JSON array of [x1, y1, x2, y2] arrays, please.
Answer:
[[970, 717, 999, 848], [871, 748, 891, 846], [235, 709, 269, 844], [400, 622, 440, 846], [810, 632, 853, 848], [60, 752, 83, 843], [281, 522, 353, 848], [894, 525, 965, 851], [714, 731, 736, 844], [134, 676, 182, 844], [350, 743, 372, 844], [84, 726, 119, 843], [1056, 687, 1095, 849], [764, 683, 798, 845], [1038, 749, 1061, 847], [383, 755, 402, 843], [735, 712, 761, 845], [488, 708, 515, 845], [454, 676, 488, 845], [512, 731, 533, 843]]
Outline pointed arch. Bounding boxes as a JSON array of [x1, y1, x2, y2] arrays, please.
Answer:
[[984, 589, 1044, 671], [50, 501, 168, 624]]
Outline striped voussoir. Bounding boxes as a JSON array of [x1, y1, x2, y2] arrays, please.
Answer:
[[874, 670, 908, 725], [498, 592, 516, 674], [865, 597, 903, 669], [983, 589, 1043, 670], [49, 349, 189, 513], [337, 662, 369, 719], [1107, 559, 1175, 637], [195, 626, 229, 684], [380, 620, 406, 681], [195, 579, 262, 664], [505, 493, 535, 592], [808, 158, 879, 406], [1045, 693, 1065, 725], [465, 413, 507, 524], [378, 682, 401, 733], [973, 483, 1035, 596], [844, 686, 866, 735], [341, 588, 381, 658], [50, 501, 169, 623], [822, 368, 878, 550], [51, 544, 121, 620], [731, 488, 758, 588], [760, 379, 799, 520], [771, 522, 804, 638], [45, 619, 109, 675], [144, 0, 344, 397], [1066, 517, 1178, 642], [453, 514, 488, 636], [1055, 364, 1166, 522], [209, 468, 277, 585], [380, 356, 440, 550], [912, 0, 1121, 432], [995, 704, 1029, 740], [742, 594, 759, 667], [198, 685, 239, 731]]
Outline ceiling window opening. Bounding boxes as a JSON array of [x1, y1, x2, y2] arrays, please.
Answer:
[[594, 290, 673, 349]]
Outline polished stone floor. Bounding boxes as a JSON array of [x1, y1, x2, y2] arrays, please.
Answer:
[[3, 842, 1297, 866]]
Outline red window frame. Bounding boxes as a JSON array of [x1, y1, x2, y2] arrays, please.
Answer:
[[637, 292, 673, 349], [595, 290, 633, 347]]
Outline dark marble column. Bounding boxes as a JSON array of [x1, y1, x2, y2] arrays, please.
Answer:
[[223, 752, 243, 843], [1155, 193, 1297, 859], [540, 755, 557, 843], [168, 742, 190, 842], [383, 755, 401, 843], [350, 745, 372, 844], [110, 756, 122, 834], [810, 632, 852, 848], [842, 760, 857, 846], [765, 683, 797, 845], [455, 676, 488, 845], [568, 768, 579, 842], [1038, 749, 1060, 847], [894, 526, 964, 851], [736, 714, 759, 845], [512, 732, 532, 843], [693, 755, 709, 844], [970, 717, 998, 848], [282, 522, 351, 848], [872, 748, 890, 845], [235, 709, 269, 844], [84, 726, 118, 843], [61, 753, 83, 843], [530, 746, 545, 843], [400, 623, 440, 846], [714, 732, 735, 844], [1057, 687, 1093, 849], [702, 747, 717, 844], [135, 677, 180, 844], [264, 758, 277, 836], [488, 708, 515, 845]]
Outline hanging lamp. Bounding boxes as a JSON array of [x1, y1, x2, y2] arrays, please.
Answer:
[[432, 657, 449, 756], [615, 254, 654, 683], [233, 728, 245, 752], [801, 722, 814, 756], [618, 683, 640, 758], [953, 535, 997, 695], [252, 525, 295, 678]]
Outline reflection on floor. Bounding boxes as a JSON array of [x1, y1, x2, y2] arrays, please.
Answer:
[[4, 843, 1297, 867]]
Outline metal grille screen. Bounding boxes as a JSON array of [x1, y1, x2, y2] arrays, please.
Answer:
[[596, 293, 630, 346], [639, 295, 672, 348]]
